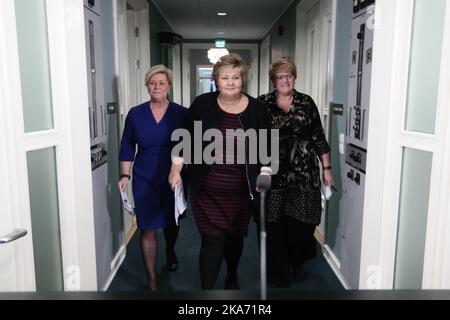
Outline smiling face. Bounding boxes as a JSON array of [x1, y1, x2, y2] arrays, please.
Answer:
[[274, 68, 296, 95], [216, 65, 243, 98], [147, 73, 171, 102]]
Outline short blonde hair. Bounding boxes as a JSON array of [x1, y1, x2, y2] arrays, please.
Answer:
[[145, 64, 173, 86], [212, 53, 248, 86], [269, 58, 297, 85]]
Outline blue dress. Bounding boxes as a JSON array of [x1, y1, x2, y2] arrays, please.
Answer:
[[119, 101, 187, 230]]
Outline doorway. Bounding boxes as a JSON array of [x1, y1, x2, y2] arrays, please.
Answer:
[[182, 43, 259, 106], [0, 0, 97, 291], [115, 0, 150, 241], [196, 65, 216, 95]]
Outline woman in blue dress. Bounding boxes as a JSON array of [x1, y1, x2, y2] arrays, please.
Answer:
[[118, 65, 187, 290]]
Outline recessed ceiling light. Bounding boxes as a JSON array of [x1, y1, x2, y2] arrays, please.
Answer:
[[216, 32, 225, 35], [217, 12, 227, 16]]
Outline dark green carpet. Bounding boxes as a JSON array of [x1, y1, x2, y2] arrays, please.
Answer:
[[108, 213, 344, 291]]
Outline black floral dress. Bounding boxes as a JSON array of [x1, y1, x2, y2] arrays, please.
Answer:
[[257, 90, 330, 224]]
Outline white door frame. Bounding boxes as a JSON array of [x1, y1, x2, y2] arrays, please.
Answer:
[[259, 35, 271, 95], [172, 43, 182, 104], [360, 0, 450, 289], [181, 43, 259, 106], [0, 0, 97, 290]]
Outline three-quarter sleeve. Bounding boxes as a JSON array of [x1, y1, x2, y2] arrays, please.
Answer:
[[119, 108, 137, 162], [308, 97, 330, 156]]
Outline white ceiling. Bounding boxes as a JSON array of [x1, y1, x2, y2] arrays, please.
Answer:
[[150, 0, 297, 40]]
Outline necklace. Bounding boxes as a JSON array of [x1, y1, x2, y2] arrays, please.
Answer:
[[218, 94, 242, 106]]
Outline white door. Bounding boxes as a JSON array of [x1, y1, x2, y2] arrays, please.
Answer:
[[296, 0, 336, 242], [360, 0, 450, 289], [0, 0, 97, 291], [127, 1, 150, 108], [127, 10, 140, 108]]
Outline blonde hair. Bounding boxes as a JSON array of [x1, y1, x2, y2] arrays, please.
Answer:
[[269, 58, 297, 85], [212, 53, 248, 86], [144, 64, 173, 86]]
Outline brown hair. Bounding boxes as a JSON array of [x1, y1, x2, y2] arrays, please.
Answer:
[[212, 53, 248, 86], [145, 64, 173, 86], [269, 58, 297, 85]]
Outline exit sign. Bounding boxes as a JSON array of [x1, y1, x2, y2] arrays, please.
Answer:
[[215, 40, 226, 48]]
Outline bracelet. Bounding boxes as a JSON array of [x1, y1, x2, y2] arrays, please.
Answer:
[[120, 174, 131, 180], [323, 166, 332, 171]]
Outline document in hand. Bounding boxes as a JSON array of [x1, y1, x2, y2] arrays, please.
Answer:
[[174, 183, 187, 225], [120, 189, 134, 215], [321, 183, 333, 201]]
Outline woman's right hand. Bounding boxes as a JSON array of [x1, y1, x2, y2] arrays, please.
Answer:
[[118, 177, 129, 192], [168, 170, 182, 190]]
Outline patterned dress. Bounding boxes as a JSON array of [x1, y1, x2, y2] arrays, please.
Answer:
[[257, 90, 330, 225]]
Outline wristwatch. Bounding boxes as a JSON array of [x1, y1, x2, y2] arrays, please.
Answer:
[[120, 174, 131, 180]]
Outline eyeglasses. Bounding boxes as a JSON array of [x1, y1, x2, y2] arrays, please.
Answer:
[[275, 74, 295, 81]]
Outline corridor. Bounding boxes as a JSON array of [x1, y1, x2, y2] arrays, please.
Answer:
[[109, 213, 343, 291], [2, 0, 450, 293]]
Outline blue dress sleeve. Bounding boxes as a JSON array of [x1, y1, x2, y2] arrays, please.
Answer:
[[119, 108, 137, 161]]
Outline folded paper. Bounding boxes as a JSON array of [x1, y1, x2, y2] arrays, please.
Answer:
[[120, 190, 134, 214], [174, 183, 187, 225]]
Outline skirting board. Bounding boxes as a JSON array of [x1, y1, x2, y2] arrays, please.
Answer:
[[101, 244, 127, 291], [322, 244, 350, 290]]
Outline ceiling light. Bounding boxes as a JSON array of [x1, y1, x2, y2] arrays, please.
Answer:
[[207, 48, 229, 64], [216, 32, 225, 35], [217, 12, 227, 16]]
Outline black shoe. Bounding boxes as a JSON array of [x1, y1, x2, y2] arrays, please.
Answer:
[[268, 279, 292, 288], [293, 266, 307, 282], [166, 249, 178, 272], [225, 277, 240, 290]]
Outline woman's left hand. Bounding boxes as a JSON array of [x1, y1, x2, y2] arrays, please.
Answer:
[[323, 169, 334, 187]]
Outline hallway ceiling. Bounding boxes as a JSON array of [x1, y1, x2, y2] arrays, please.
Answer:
[[150, 0, 297, 40]]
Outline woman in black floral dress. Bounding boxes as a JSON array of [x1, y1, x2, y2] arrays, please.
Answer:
[[257, 58, 334, 288]]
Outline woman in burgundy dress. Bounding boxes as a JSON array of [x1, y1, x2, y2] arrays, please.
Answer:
[[169, 54, 270, 289]]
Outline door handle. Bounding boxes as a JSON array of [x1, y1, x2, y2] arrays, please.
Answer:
[[0, 228, 27, 244]]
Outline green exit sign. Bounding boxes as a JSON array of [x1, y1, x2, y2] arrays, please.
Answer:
[[215, 40, 226, 48]]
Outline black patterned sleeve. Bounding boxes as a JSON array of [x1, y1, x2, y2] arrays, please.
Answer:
[[308, 96, 330, 156]]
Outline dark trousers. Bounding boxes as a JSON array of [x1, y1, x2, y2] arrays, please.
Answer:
[[266, 216, 317, 286]]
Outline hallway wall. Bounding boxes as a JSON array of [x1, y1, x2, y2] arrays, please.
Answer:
[[266, 0, 300, 63], [326, 0, 353, 261], [100, 0, 123, 264], [148, 0, 174, 66]]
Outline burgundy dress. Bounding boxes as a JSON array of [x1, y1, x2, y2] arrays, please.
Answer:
[[191, 110, 254, 238]]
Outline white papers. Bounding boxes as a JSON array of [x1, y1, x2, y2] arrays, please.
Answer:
[[120, 190, 134, 215], [174, 183, 187, 225], [321, 184, 333, 201]]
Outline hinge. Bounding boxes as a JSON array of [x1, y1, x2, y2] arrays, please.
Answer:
[[135, 27, 139, 37], [136, 59, 140, 70]]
